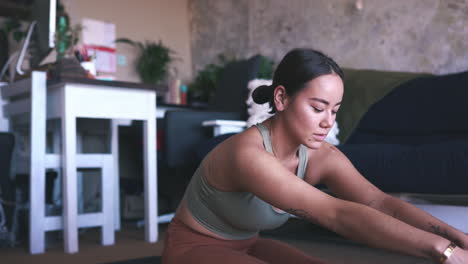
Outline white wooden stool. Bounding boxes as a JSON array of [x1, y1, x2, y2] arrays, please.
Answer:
[[43, 154, 114, 246]]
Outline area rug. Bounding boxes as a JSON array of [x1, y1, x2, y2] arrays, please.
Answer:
[[261, 218, 355, 245]]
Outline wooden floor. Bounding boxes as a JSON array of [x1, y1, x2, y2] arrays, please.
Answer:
[[1, 220, 432, 264], [1, 222, 166, 264]]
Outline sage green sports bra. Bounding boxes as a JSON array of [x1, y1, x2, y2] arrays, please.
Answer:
[[184, 123, 309, 240]]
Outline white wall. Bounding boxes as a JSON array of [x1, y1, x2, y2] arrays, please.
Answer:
[[63, 0, 192, 83]]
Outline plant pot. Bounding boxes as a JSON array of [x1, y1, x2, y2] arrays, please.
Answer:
[[53, 56, 88, 78]]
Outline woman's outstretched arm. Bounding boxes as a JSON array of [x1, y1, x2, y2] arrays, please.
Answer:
[[377, 193, 468, 249], [317, 144, 468, 250], [230, 144, 467, 263]]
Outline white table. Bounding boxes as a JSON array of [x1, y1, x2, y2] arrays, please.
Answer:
[[3, 73, 160, 254]]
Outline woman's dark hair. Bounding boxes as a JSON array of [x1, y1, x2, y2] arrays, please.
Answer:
[[252, 48, 344, 113]]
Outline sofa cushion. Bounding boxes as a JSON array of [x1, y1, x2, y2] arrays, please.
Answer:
[[339, 140, 468, 194], [349, 70, 468, 144], [337, 68, 429, 143]]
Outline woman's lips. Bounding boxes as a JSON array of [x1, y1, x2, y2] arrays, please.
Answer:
[[313, 134, 326, 141]]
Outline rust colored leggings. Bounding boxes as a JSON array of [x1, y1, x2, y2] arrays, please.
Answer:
[[161, 218, 327, 264]]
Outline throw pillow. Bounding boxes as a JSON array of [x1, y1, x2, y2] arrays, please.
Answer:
[[246, 79, 274, 127]]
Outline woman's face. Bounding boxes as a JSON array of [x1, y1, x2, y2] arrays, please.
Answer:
[[281, 74, 344, 149]]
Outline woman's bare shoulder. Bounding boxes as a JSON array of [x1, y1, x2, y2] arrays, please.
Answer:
[[304, 142, 345, 184], [307, 142, 342, 162], [202, 126, 270, 191]]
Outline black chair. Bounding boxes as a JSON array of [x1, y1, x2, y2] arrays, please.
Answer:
[[0, 132, 14, 202]]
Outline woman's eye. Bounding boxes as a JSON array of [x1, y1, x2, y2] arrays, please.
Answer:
[[312, 107, 323, 112], [332, 110, 338, 115]]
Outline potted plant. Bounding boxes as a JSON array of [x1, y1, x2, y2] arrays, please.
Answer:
[[188, 54, 274, 105], [53, 1, 86, 78], [116, 38, 175, 85], [55, 5, 82, 60], [188, 54, 238, 105], [0, 17, 26, 81]]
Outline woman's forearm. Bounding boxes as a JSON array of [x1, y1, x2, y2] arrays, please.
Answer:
[[379, 195, 468, 249], [327, 200, 450, 262]]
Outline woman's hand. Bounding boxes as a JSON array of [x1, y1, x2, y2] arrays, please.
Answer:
[[459, 235, 468, 250], [445, 247, 468, 264], [452, 235, 468, 250]]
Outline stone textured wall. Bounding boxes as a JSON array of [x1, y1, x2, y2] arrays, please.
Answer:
[[190, 0, 468, 75]]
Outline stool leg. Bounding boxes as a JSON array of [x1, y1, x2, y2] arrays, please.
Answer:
[[111, 120, 121, 231], [101, 156, 115, 245], [62, 89, 78, 254], [76, 132, 84, 214], [51, 121, 62, 207]]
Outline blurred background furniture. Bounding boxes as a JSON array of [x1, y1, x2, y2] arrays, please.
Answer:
[[0, 132, 15, 247], [2, 71, 158, 254]]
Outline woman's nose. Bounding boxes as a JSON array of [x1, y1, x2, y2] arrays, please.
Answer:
[[320, 113, 334, 128]]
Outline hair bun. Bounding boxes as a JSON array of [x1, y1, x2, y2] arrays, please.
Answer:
[[252, 85, 273, 104]]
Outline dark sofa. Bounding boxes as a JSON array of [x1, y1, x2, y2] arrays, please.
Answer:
[[336, 69, 468, 232], [338, 70, 468, 195]]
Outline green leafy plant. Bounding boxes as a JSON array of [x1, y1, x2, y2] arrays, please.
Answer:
[[116, 38, 175, 85], [0, 17, 26, 44], [188, 54, 238, 103], [44, 0, 81, 63], [188, 54, 274, 103], [257, 55, 274, 79], [55, 15, 82, 60], [0, 17, 27, 79]]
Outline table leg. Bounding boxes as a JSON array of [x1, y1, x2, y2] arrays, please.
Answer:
[[143, 95, 157, 242], [62, 87, 78, 253], [29, 71, 47, 254]]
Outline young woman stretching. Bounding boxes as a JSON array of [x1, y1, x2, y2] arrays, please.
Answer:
[[162, 48, 468, 264]]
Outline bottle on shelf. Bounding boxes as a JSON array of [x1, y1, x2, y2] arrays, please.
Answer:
[[180, 84, 187, 105]]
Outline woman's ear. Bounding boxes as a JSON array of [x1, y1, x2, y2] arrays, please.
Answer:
[[273, 85, 289, 111]]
